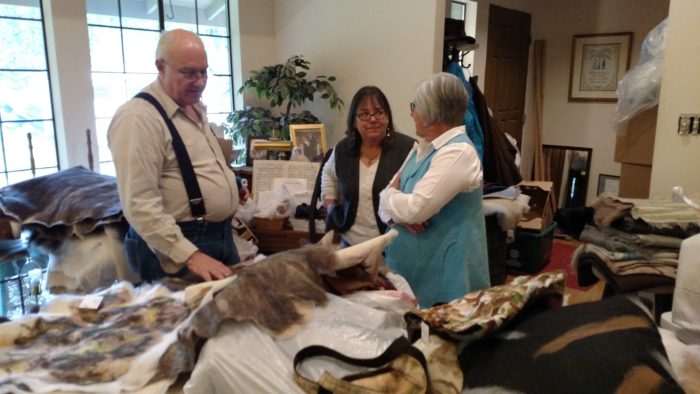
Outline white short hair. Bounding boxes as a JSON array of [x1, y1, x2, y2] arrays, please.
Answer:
[[412, 72, 467, 126]]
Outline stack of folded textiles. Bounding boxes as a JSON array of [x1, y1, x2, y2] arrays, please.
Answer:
[[573, 196, 700, 294]]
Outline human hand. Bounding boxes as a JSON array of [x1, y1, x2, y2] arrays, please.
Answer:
[[239, 186, 250, 204], [186, 251, 232, 281], [400, 221, 428, 234]]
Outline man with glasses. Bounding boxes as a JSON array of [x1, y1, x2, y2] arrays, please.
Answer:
[[108, 29, 241, 283]]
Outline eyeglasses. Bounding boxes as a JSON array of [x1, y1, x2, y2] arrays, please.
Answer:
[[177, 68, 209, 81], [162, 60, 209, 81], [356, 110, 386, 121], [409, 102, 416, 112]]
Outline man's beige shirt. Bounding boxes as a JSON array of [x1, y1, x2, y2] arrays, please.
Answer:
[[108, 79, 238, 273]]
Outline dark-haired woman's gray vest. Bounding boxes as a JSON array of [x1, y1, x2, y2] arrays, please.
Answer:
[[328, 132, 415, 236]]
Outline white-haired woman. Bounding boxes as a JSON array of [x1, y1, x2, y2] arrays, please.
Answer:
[[378, 72, 489, 308]]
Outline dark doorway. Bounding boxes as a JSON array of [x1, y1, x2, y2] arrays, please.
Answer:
[[483, 5, 531, 148]]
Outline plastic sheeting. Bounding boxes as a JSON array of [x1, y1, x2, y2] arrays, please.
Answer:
[[184, 290, 415, 393], [613, 19, 668, 126]]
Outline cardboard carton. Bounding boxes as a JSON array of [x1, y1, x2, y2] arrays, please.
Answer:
[[614, 106, 657, 166], [517, 180, 555, 232]]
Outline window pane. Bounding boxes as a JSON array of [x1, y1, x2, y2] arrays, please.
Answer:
[[123, 29, 159, 73], [0, 0, 40, 19], [0, 18, 46, 69], [86, 0, 119, 26], [198, 2, 228, 36], [99, 162, 115, 176], [163, 0, 196, 32], [92, 73, 128, 118], [95, 118, 112, 162], [88, 26, 124, 73], [2, 120, 56, 171], [207, 113, 227, 127], [202, 36, 230, 75], [27, 120, 57, 169], [451, 2, 466, 20], [202, 75, 232, 115], [7, 169, 39, 185], [0, 71, 52, 121], [121, 0, 158, 30], [125, 73, 157, 96]]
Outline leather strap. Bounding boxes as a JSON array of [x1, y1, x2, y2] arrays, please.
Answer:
[[135, 92, 206, 218], [293, 336, 428, 393]]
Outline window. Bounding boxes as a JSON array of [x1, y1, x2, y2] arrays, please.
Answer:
[[450, 1, 466, 20], [86, 0, 233, 175], [0, 0, 58, 186]]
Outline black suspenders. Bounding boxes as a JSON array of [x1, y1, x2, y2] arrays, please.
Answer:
[[135, 92, 206, 218]]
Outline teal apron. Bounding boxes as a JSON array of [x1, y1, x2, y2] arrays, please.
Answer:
[[385, 134, 489, 308]]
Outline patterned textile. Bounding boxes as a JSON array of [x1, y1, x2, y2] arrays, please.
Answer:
[[0, 281, 212, 393], [407, 271, 565, 342]]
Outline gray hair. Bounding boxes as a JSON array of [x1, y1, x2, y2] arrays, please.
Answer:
[[412, 72, 467, 126], [155, 29, 203, 61]]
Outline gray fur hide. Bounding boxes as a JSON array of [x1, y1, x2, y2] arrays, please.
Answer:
[[182, 229, 398, 340], [0, 166, 123, 242], [186, 242, 340, 339]]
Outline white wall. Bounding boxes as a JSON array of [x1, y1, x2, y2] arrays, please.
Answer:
[[650, 0, 700, 197], [236, 0, 444, 146], [231, 0, 277, 108], [43, 0, 97, 169]]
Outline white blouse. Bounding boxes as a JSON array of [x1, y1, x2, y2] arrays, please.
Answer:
[[321, 150, 381, 245], [378, 125, 482, 225]]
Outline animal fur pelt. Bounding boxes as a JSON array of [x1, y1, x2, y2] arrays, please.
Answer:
[[184, 229, 399, 339], [0, 166, 123, 242]]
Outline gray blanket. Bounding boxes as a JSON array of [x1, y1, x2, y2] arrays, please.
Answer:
[[0, 166, 123, 241]]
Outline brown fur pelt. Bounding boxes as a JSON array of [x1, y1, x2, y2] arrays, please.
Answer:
[[0, 165, 124, 243], [185, 242, 341, 339]]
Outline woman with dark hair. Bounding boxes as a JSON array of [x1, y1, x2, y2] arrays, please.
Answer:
[[321, 86, 415, 246], [379, 73, 490, 308]]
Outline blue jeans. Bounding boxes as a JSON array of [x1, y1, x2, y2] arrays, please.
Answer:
[[125, 218, 239, 283]]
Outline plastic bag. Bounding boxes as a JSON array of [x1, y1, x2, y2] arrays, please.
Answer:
[[612, 18, 667, 127], [184, 292, 410, 393]]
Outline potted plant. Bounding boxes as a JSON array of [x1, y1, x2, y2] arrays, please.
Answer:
[[224, 55, 343, 163]]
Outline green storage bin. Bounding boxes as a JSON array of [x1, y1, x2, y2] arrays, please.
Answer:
[[506, 222, 557, 274]]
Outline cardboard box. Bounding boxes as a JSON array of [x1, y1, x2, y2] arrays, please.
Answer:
[[517, 181, 555, 231], [619, 163, 652, 198], [506, 222, 557, 274], [614, 106, 658, 165]]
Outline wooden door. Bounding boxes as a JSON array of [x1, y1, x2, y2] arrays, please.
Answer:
[[484, 5, 531, 147]]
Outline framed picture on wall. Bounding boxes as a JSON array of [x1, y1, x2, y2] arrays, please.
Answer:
[[568, 32, 633, 102], [248, 139, 292, 166], [597, 174, 620, 197], [289, 124, 327, 162]]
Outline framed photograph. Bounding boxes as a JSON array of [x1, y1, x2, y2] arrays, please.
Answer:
[[248, 139, 292, 166], [597, 174, 620, 197], [289, 124, 327, 162], [568, 32, 633, 102]]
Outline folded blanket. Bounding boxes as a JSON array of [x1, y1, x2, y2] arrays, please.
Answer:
[[573, 243, 677, 293], [579, 224, 682, 259]]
